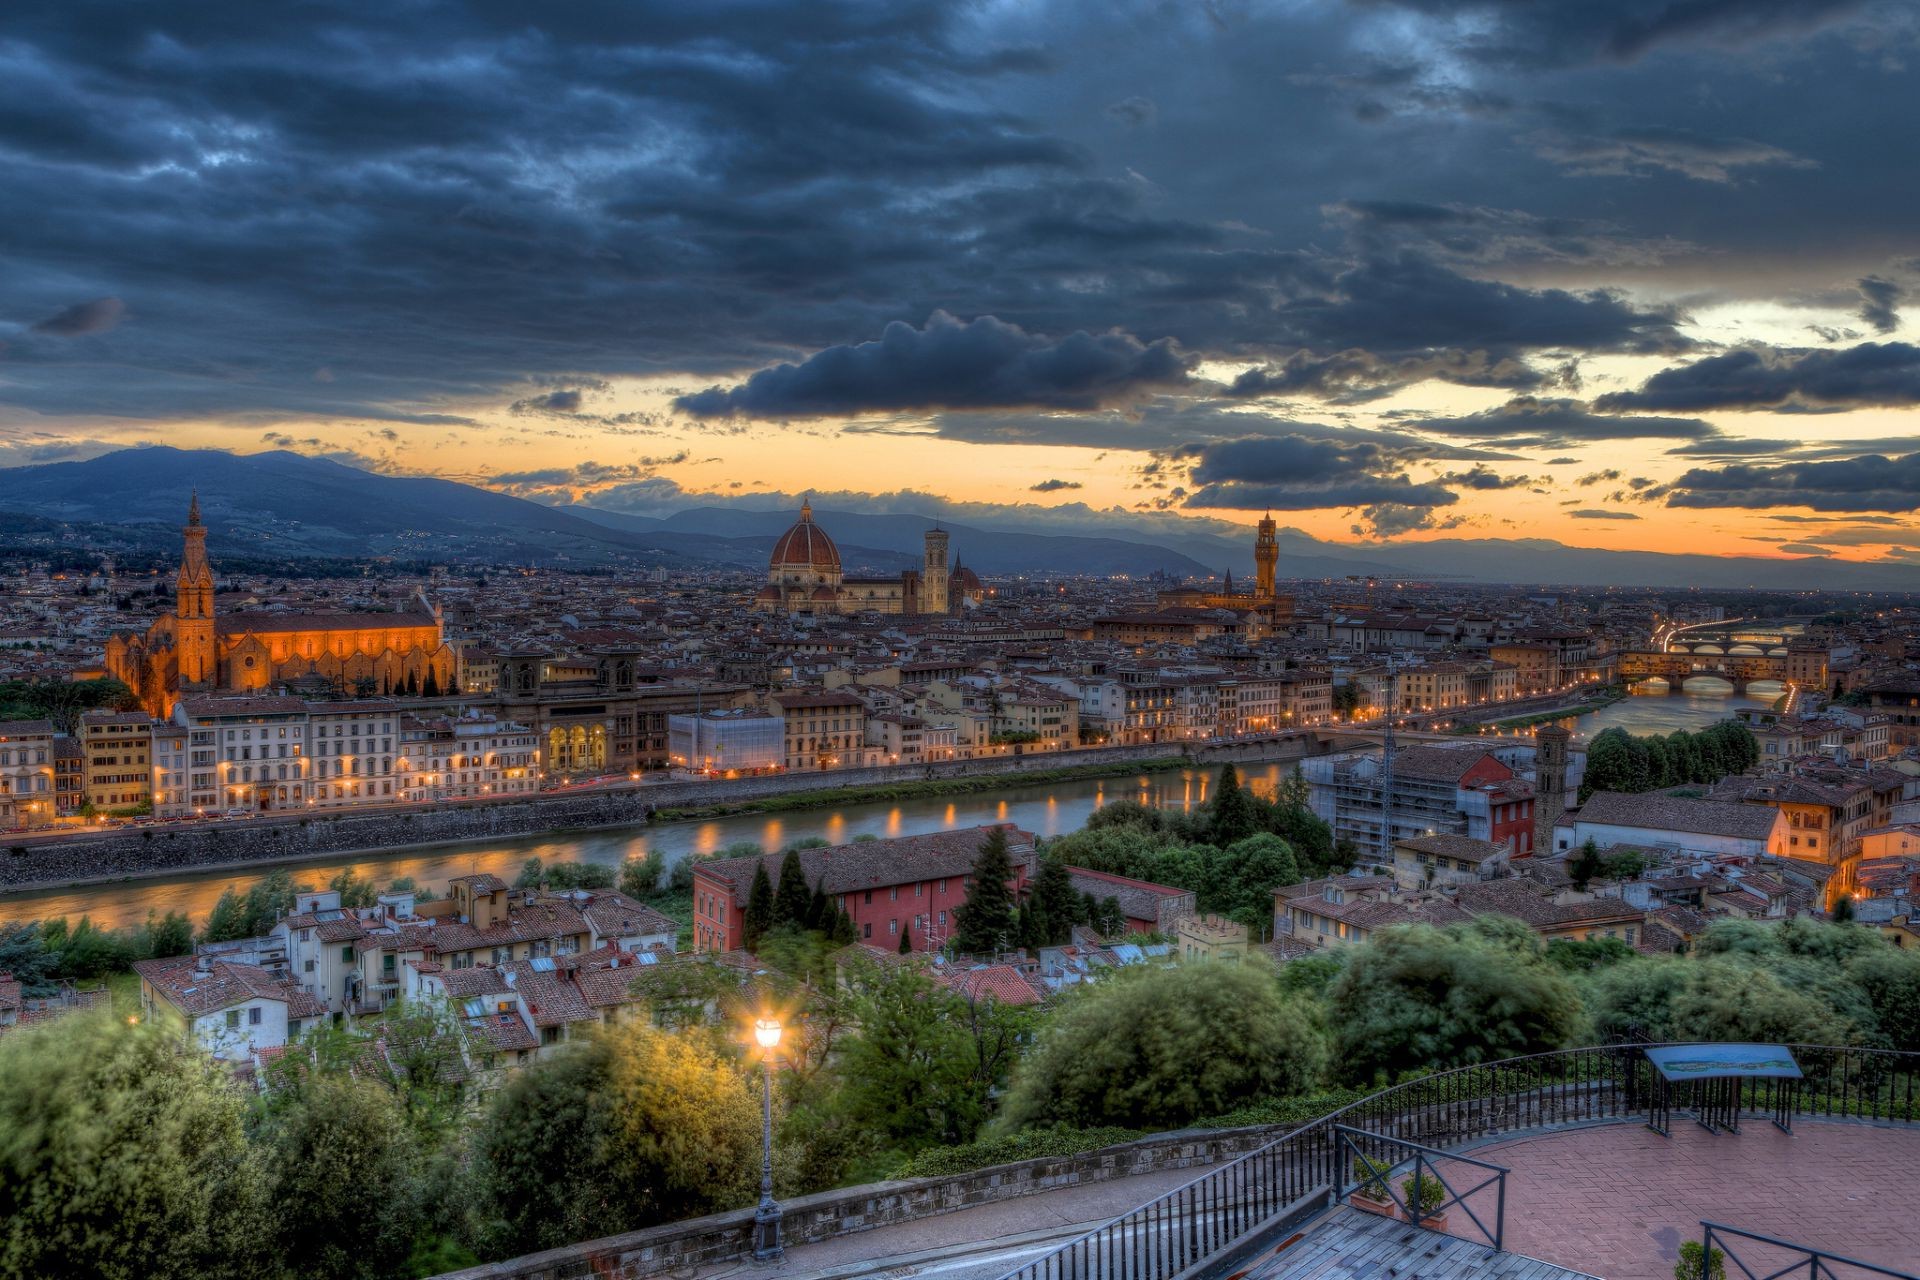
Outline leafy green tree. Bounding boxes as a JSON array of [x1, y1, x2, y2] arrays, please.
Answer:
[[1202, 833, 1299, 933], [43, 916, 129, 979], [136, 909, 195, 960], [1000, 961, 1327, 1131], [546, 862, 616, 891], [262, 1074, 418, 1280], [898, 920, 914, 954], [840, 968, 984, 1148], [1327, 919, 1583, 1084], [1848, 947, 1920, 1051], [1545, 936, 1636, 973], [1089, 896, 1128, 937], [474, 1026, 758, 1256], [773, 849, 812, 928], [620, 850, 667, 899], [951, 826, 1017, 956], [1086, 799, 1165, 833], [513, 856, 545, 889], [200, 886, 252, 945], [1831, 894, 1855, 924], [0, 1012, 271, 1280], [743, 861, 774, 951], [328, 866, 379, 909], [1210, 764, 1259, 846]]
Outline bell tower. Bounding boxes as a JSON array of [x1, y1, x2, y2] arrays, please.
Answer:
[[1533, 724, 1571, 859], [923, 526, 950, 615], [1254, 511, 1278, 602], [175, 493, 218, 693]]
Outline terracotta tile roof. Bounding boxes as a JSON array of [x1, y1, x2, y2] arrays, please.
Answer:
[[696, 824, 1036, 906], [1397, 834, 1506, 863], [945, 964, 1045, 1006], [218, 611, 438, 635], [566, 892, 680, 942], [500, 962, 594, 1028], [1575, 791, 1785, 841], [133, 954, 313, 1017], [427, 901, 590, 955]]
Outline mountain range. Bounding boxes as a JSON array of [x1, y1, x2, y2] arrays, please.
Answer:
[[0, 447, 1910, 591]]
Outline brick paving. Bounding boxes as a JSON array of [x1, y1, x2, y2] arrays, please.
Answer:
[[1471, 1120, 1920, 1280]]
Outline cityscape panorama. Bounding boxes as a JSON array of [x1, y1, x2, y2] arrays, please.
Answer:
[[0, 5, 1917, 1280]]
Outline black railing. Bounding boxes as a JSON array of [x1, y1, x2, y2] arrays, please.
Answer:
[[989, 1044, 1918, 1280], [1702, 1222, 1920, 1280], [1335, 1126, 1506, 1249]]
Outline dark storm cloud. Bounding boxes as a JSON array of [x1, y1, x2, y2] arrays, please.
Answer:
[[1357, 0, 1866, 67], [30, 297, 125, 336], [1173, 435, 1459, 536], [1597, 343, 1920, 412], [0, 0, 1911, 432], [511, 389, 588, 416], [1410, 396, 1717, 447], [1663, 452, 1920, 512], [1225, 347, 1548, 404], [675, 313, 1198, 416], [1527, 128, 1814, 183], [1440, 465, 1531, 490], [1858, 277, 1904, 334]]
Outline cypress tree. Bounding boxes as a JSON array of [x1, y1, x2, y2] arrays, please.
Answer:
[[422, 667, 441, 697], [951, 826, 1017, 957], [898, 921, 913, 954], [1212, 764, 1258, 846], [830, 907, 857, 946], [1032, 856, 1080, 946], [806, 882, 829, 932], [772, 850, 810, 929], [744, 862, 774, 951]]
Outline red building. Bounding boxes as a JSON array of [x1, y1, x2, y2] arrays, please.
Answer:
[[691, 825, 1037, 954]]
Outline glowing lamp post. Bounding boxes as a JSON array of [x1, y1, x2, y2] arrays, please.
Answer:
[[752, 1016, 784, 1261]]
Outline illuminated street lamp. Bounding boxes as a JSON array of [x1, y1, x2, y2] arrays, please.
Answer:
[[752, 1016, 784, 1261]]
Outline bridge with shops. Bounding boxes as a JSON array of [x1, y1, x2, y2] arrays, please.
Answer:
[[1615, 646, 1817, 694]]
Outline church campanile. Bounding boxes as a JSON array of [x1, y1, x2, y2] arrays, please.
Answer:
[[175, 494, 218, 692], [1254, 511, 1278, 601], [923, 526, 950, 614]]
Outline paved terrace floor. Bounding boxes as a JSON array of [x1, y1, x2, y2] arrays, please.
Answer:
[[1470, 1119, 1920, 1280]]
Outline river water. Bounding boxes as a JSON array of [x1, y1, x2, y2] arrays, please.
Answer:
[[0, 681, 1777, 931]]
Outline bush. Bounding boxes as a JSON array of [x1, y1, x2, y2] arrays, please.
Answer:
[[999, 960, 1327, 1132], [1327, 918, 1582, 1084], [892, 1127, 1145, 1179], [0, 1011, 271, 1280]]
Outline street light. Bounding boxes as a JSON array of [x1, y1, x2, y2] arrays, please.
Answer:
[[752, 1016, 784, 1262]]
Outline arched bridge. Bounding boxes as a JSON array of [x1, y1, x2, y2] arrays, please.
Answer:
[[1616, 648, 1813, 693]]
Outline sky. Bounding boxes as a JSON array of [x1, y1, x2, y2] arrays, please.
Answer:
[[2, 0, 1919, 567]]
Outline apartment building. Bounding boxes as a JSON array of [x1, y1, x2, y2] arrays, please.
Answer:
[[79, 709, 153, 811], [0, 719, 57, 829]]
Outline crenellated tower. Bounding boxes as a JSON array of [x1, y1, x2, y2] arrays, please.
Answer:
[[175, 493, 218, 693], [1254, 511, 1278, 602]]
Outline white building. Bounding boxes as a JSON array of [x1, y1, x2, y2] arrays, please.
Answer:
[[394, 711, 538, 802], [0, 718, 56, 829], [1555, 790, 1791, 860], [133, 952, 327, 1064], [306, 700, 400, 807]]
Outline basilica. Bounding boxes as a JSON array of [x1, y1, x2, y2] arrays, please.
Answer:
[[106, 497, 459, 716], [751, 501, 982, 615]]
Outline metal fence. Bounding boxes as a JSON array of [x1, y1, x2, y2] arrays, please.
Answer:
[[990, 1044, 1919, 1280], [1702, 1221, 1920, 1280]]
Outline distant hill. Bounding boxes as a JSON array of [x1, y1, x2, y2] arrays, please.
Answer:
[[0, 447, 1908, 589]]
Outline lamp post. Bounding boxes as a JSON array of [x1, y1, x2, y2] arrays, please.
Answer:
[[752, 1016, 783, 1262]]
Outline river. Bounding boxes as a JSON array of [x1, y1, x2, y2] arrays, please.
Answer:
[[0, 682, 1777, 931]]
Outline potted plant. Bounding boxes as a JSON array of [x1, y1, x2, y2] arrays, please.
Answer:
[[1675, 1242, 1727, 1280], [1402, 1171, 1448, 1232], [1349, 1155, 1396, 1218]]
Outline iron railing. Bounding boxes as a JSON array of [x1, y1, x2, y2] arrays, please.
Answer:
[[1335, 1126, 1506, 1249], [1702, 1221, 1920, 1280], [990, 1044, 1918, 1280]]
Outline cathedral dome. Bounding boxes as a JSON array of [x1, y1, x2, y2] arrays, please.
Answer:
[[769, 501, 842, 574]]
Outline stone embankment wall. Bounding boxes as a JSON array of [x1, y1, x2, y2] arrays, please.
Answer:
[[436, 1123, 1279, 1280], [0, 736, 1324, 891]]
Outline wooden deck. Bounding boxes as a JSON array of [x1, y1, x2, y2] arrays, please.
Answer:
[[1242, 1208, 1601, 1280]]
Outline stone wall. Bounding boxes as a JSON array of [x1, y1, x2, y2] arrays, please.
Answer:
[[435, 1124, 1278, 1280]]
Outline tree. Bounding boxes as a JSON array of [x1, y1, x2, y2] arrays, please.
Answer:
[[839, 968, 984, 1148], [1327, 919, 1583, 1084], [1832, 894, 1856, 924], [475, 1027, 758, 1257], [0, 921, 58, 996], [1030, 856, 1082, 946], [1202, 833, 1299, 933], [951, 826, 1017, 956], [422, 666, 441, 697], [0, 1012, 271, 1280], [999, 961, 1327, 1131], [1210, 764, 1259, 847], [546, 862, 615, 891], [328, 866, 379, 909], [898, 920, 914, 953], [1090, 896, 1128, 937], [772, 850, 812, 929], [620, 850, 667, 899], [1848, 947, 1920, 1052], [513, 856, 545, 889], [743, 861, 775, 952], [262, 1075, 418, 1280], [135, 909, 194, 960], [1569, 839, 1604, 891]]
